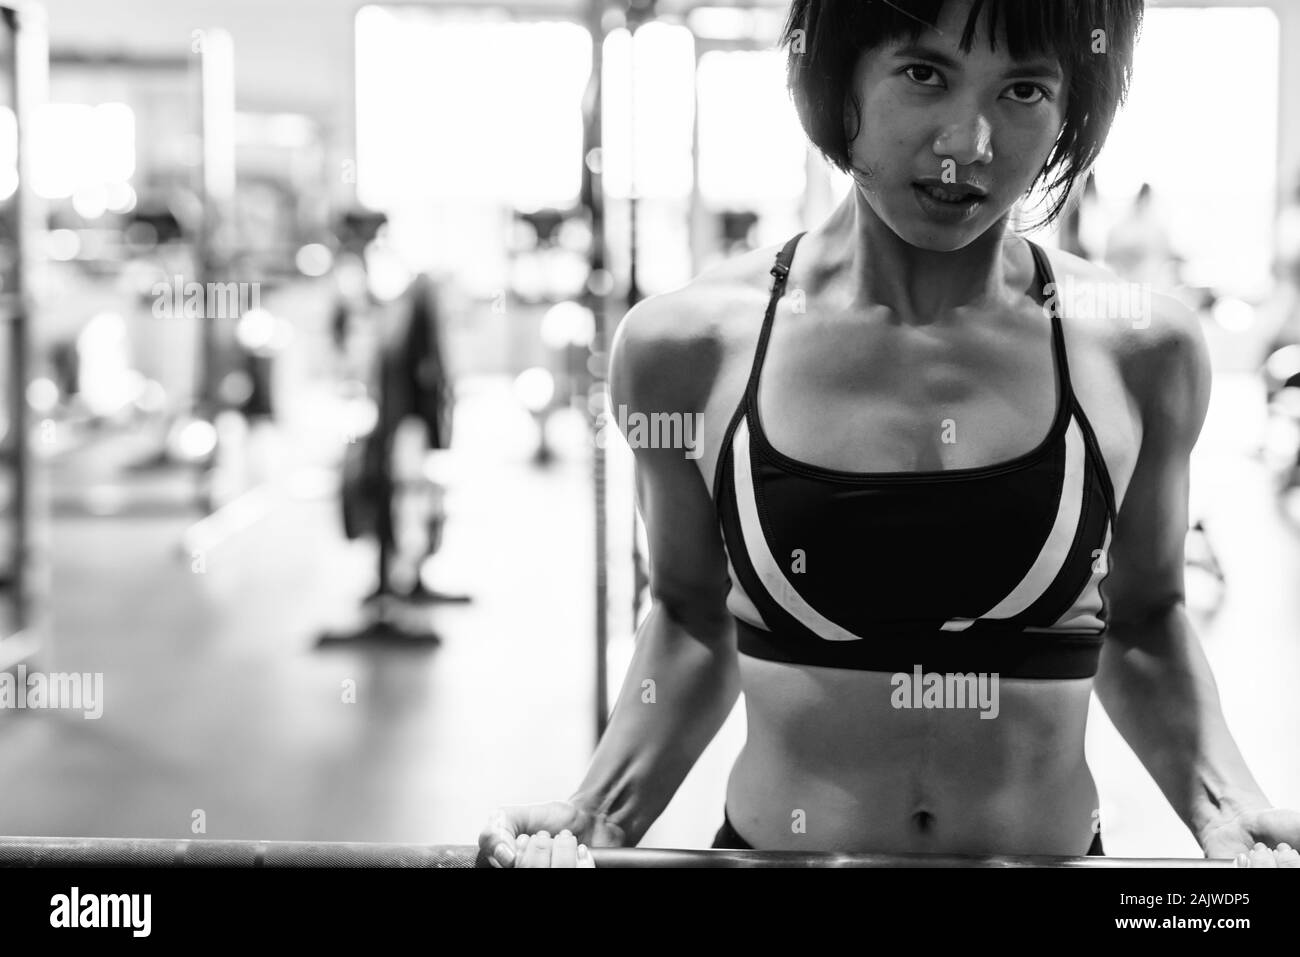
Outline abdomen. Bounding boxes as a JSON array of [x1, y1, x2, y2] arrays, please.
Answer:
[[725, 654, 1099, 856]]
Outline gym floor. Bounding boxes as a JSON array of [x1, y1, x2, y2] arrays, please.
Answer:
[[0, 290, 1298, 857]]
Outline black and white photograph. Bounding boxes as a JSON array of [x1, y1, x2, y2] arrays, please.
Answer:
[[0, 0, 1298, 931]]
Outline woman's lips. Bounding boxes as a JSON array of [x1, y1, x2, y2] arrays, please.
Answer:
[[912, 183, 986, 222], [915, 182, 985, 202]]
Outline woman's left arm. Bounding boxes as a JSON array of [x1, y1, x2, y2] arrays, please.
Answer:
[[1093, 293, 1300, 867]]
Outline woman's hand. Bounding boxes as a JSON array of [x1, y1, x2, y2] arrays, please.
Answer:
[[478, 800, 626, 868], [1200, 807, 1300, 866], [512, 830, 593, 868]]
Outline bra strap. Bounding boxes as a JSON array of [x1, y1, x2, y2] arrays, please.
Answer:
[[746, 231, 807, 398], [1026, 239, 1076, 403]]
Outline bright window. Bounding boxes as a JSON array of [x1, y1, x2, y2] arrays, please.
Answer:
[[601, 22, 695, 201], [355, 6, 591, 210], [1088, 7, 1278, 298], [697, 49, 807, 207]]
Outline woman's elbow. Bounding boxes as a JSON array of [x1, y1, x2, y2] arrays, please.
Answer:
[[651, 589, 733, 645]]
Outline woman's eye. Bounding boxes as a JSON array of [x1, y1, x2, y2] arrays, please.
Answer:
[[903, 65, 943, 87], [1005, 82, 1049, 104]]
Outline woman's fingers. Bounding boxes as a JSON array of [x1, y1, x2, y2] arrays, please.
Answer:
[[550, 830, 579, 868], [511, 829, 590, 868], [519, 830, 555, 868], [1252, 842, 1279, 867], [481, 802, 592, 867], [480, 807, 519, 869], [1273, 842, 1299, 867], [1237, 842, 1279, 867]]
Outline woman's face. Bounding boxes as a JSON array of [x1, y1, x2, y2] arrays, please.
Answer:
[[844, 0, 1068, 251]]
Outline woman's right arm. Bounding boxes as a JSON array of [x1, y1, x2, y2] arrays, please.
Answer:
[[479, 290, 742, 866]]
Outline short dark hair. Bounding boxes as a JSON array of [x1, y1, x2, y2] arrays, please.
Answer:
[[781, 0, 1145, 228]]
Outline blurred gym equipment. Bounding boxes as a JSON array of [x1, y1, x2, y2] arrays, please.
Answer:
[[42, 31, 246, 525], [322, 265, 466, 648], [509, 207, 593, 465], [0, 1, 48, 673]]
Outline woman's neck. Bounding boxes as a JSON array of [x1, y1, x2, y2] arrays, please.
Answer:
[[815, 189, 1022, 324]]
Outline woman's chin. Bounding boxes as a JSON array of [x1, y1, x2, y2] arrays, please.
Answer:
[[893, 224, 985, 253], [861, 195, 1004, 252], [893, 203, 1010, 251]]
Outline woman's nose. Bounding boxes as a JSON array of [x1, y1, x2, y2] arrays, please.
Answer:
[[932, 113, 994, 167]]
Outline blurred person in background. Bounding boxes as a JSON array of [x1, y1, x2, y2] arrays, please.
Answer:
[[1103, 181, 1179, 288], [1267, 169, 1300, 353]]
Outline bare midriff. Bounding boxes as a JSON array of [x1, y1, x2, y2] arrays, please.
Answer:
[[724, 652, 1099, 856]]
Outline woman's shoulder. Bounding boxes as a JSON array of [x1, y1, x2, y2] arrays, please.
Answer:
[[1037, 243, 1204, 362], [1037, 243, 1210, 432], [608, 243, 787, 411]]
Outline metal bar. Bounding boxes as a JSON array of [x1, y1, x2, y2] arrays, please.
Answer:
[[5, 5, 25, 631], [584, 0, 611, 744], [0, 836, 1235, 868], [627, 9, 645, 640], [191, 28, 236, 515], [3, 2, 47, 659], [48, 50, 190, 70]]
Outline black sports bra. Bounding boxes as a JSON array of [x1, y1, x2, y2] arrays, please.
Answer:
[[712, 232, 1118, 679]]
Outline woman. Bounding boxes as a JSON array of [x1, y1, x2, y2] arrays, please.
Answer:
[[480, 0, 1300, 867]]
